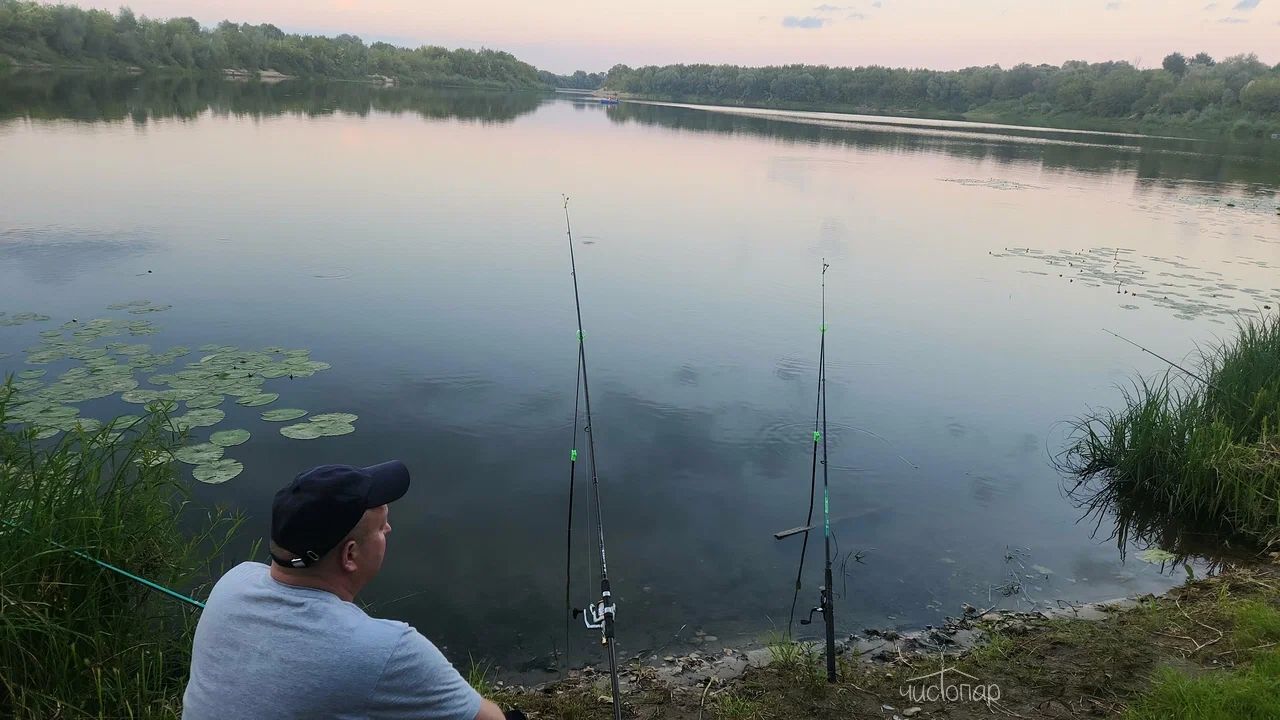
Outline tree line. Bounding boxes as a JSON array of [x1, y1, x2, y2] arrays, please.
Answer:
[[537, 69, 606, 90], [603, 53, 1280, 136], [3, 1, 1279, 136], [0, 0, 543, 89]]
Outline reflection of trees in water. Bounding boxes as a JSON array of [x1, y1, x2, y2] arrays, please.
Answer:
[[604, 103, 1280, 188], [0, 73, 547, 124]]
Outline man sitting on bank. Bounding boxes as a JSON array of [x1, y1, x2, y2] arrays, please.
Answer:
[[182, 460, 507, 720]]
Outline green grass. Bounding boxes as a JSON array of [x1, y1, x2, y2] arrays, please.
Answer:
[[1127, 597, 1280, 719], [1063, 313, 1280, 548], [0, 380, 240, 719], [465, 654, 496, 697], [1125, 651, 1280, 719], [713, 692, 762, 719]]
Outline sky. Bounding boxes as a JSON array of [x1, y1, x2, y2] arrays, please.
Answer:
[[63, 0, 1280, 74]]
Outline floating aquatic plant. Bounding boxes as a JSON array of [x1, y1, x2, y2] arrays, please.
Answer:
[[210, 429, 250, 447], [126, 302, 172, 315], [185, 394, 224, 410], [107, 300, 153, 310], [3, 303, 349, 478], [280, 412, 358, 440], [169, 408, 225, 431], [235, 392, 278, 407], [173, 443, 224, 465], [280, 423, 323, 440], [0, 312, 51, 327], [194, 459, 243, 484]]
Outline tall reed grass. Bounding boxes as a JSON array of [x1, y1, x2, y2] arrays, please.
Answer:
[[1061, 314, 1280, 549], [0, 382, 240, 719]]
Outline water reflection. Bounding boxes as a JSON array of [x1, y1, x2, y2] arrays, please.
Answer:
[[604, 102, 1280, 188], [0, 72, 547, 124]]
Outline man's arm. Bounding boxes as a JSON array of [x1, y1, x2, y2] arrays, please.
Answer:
[[370, 629, 508, 720], [474, 698, 505, 720]]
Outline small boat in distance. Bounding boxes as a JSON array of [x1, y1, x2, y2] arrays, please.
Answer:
[[597, 93, 620, 105]]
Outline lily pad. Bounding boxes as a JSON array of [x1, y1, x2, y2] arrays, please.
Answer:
[[185, 394, 225, 410], [1139, 548, 1178, 565], [210, 429, 250, 447], [64, 418, 102, 433], [128, 303, 172, 315], [171, 408, 225, 430], [193, 459, 243, 484], [173, 443, 225, 465], [280, 423, 324, 440], [236, 392, 279, 407], [261, 408, 307, 422], [121, 389, 163, 404], [310, 413, 357, 425], [16, 369, 47, 379], [108, 300, 152, 310], [315, 423, 355, 437]]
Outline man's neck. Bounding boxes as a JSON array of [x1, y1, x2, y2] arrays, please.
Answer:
[[269, 563, 357, 602]]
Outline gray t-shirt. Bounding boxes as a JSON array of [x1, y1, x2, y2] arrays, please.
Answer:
[[183, 562, 481, 720]]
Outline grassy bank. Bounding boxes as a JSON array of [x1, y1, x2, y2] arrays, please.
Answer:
[[1062, 314, 1280, 550], [483, 318, 1280, 719], [0, 385, 239, 719], [480, 567, 1280, 719]]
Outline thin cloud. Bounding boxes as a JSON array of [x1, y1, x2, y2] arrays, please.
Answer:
[[782, 16, 825, 28], [1232, 0, 1260, 9], [1219, 15, 1249, 21], [813, 4, 850, 11], [847, 11, 867, 19], [1105, 1, 1121, 8], [871, 0, 883, 6], [1203, 2, 1218, 7]]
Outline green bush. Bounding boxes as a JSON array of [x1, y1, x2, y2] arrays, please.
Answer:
[[1062, 314, 1280, 548]]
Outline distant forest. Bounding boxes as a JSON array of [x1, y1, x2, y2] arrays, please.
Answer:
[[0, 0, 543, 89], [603, 54, 1280, 136], [3, 1, 1279, 136]]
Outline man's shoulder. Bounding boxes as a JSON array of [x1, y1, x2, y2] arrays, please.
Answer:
[[212, 560, 267, 586]]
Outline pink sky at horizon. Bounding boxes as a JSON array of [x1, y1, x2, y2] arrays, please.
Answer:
[[56, 0, 1280, 74]]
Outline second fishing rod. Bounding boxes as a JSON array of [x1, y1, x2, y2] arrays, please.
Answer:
[[561, 196, 622, 720], [776, 259, 837, 683]]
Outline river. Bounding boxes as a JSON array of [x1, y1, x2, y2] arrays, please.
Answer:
[[1, 73, 1277, 672]]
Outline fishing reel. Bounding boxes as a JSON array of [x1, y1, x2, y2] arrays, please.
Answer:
[[799, 585, 831, 626], [573, 582, 617, 645], [573, 594, 616, 632]]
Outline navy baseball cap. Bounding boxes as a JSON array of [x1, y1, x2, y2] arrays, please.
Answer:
[[270, 461, 410, 568]]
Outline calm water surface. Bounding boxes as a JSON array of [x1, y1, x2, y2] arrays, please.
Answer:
[[2, 75, 1278, 670]]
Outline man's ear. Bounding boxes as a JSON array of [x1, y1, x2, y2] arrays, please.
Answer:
[[339, 538, 359, 573]]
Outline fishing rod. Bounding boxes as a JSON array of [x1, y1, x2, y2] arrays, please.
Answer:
[[1, 519, 205, 610], [774, 259, 837, 683], [561, 196, 622, 720], [1102, 328, 1250, 412]]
